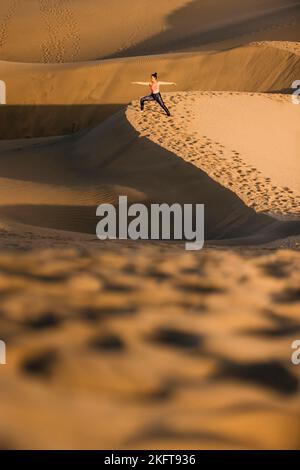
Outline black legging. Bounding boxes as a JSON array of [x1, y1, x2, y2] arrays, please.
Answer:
[[140, 92, 170, 116]]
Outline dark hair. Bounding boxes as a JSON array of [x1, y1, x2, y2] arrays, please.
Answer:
[[151, 72, 158, 79]]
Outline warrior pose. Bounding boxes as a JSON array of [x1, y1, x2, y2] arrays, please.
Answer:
[[132, 72, 176, 116]]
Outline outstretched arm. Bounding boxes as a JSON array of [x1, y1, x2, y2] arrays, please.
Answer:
[[159, 81, 177, 85], [131, 81, 149, 86]]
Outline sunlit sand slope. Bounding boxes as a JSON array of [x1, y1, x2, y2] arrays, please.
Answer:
[[0, 92, 299, 245]]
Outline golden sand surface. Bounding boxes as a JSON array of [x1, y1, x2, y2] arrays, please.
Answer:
[[0, 0, 300, 449]]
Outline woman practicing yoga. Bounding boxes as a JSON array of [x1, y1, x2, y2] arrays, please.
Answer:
[[132, 73, 176, 116]]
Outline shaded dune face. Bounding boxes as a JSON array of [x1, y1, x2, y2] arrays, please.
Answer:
[[0, 108, 299, 245]]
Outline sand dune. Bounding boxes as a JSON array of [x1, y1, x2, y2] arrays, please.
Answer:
[[252, 40, 300, 55], [1, 42, 300, 138]]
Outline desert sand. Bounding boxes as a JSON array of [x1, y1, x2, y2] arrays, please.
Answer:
[[0, 0, 300, 450], [0, 0, 299, 62], [1, 43, 300, 139]]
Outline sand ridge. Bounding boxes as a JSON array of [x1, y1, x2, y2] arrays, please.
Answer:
[[127, 92, 300, 220]]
